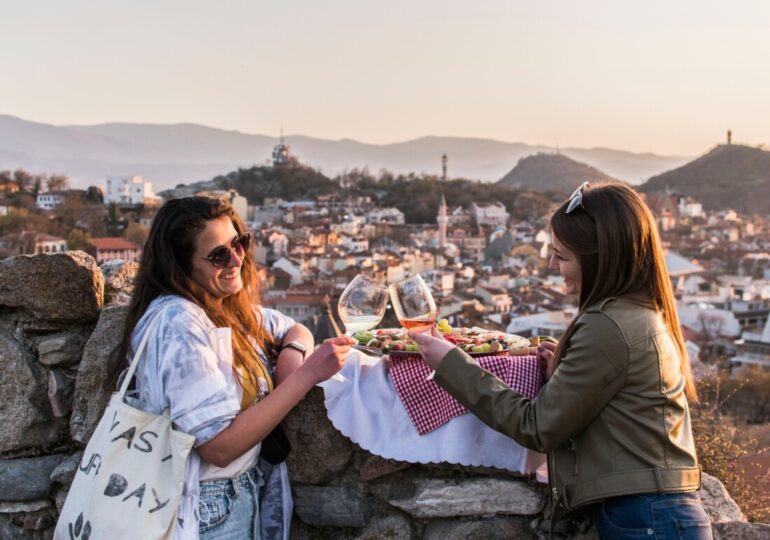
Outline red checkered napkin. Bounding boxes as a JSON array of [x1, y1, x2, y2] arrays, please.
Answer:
[[389, 354, 544, 435]]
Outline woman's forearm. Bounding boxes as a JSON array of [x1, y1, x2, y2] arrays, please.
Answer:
[[197, 362, 317, 467]]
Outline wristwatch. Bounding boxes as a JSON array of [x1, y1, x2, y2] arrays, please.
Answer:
[[282, 340, 307, 359]]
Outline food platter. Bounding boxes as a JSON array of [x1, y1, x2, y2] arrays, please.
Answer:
[[351, 326, 532, 358]]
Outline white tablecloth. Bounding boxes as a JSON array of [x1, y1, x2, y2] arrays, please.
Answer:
[[319, 350, 546, 475]]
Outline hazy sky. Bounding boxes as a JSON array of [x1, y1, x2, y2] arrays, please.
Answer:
[[2, 1, 769, 155]]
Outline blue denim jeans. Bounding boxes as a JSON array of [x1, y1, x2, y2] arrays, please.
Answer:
[[198, 467, 263, 540], [592, 492, 713, 539]]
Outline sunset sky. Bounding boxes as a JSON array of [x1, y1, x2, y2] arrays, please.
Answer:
[[2, 0, 769, 156]]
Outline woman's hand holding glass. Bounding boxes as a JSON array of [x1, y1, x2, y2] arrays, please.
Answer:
[[408, 326, 456, 371], [303, 336, 356, 384], [537, 340, 558, 380]]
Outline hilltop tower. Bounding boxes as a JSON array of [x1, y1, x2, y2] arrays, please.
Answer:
[[727, 130, 732, 145], [272, 127, 291, 166]]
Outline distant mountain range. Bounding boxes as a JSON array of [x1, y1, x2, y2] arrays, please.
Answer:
[[0, 114, 688, 191], [498, 153, 622, 194], [638, 144, 770, 215]]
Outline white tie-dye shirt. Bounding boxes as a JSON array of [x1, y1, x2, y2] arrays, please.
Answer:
[[130, 294, 295, 478]]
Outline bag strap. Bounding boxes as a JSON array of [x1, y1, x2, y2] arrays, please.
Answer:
[[118, 310, 161, 398]]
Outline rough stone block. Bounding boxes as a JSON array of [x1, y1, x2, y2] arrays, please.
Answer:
[[712, 521, 770, 539], [0, 515, 40, 540], [388, 478, 545, 518], [293, 485, 371, 528], [0, 251, 103, 321], [354, 514, 413, 540], [701, 472, 746, 523], [22, 508, 55, 531], [423, 516, 537, 540], [0, 330, 67, 452], [283, 387, 354, 484], [70, 304, 128, 443], [0, 455, 66, 502], [359, 454, 411, 482], [101, 260, 139, 306], [38, 334, 86, 367], [49, 451, 83, 487]]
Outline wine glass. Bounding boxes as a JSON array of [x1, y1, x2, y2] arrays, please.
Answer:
[[334, 275, 389, 382], [338, 275, 389, 335], [388, 274, 437, 332], [337, 274, 388, 336], [389, 274, 439, 379]]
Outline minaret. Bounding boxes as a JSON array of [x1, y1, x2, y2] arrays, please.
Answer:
[[727, 130, 732, 145], [441, 153, 448, 182], [438, 191, 448, 249]]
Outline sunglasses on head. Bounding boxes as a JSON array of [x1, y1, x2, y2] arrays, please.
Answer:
[[565, 181, 592, 216], [199, 232, 251, 268]]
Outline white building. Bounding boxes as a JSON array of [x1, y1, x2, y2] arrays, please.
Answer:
[[366, 207, 405, 225], [475, 286, 513, 314], [36, 193, 65, 210], [678, 200, 704, 219], [339, 234, 369, 253], [470, 202, 509, 227], [0, 232, 67, 256], [272, 257, 303, 285], [105, 176, 158, 205]]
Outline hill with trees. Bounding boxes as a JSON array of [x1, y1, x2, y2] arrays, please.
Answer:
[[497, 153, 621, 194], [216, 160, 338, 203], [639, 144, 770, 214], [184, 164, 562, 225]]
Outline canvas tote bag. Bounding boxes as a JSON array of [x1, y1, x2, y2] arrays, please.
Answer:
[[55, 314, 195, 540]]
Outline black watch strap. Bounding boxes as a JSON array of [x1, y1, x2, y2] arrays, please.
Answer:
[[283, 340, 307, 358]]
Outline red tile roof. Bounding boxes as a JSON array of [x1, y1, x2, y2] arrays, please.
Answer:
[[89, 237, 140, 250]]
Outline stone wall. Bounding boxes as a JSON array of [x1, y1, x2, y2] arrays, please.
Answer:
[[0, 252, 766, 539]]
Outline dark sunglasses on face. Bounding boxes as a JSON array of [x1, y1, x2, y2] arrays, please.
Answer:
[[565, 181, 591, 215], [199, 232, 251, 268]]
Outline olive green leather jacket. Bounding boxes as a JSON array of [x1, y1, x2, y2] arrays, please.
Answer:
[[434, 297, 701, 523]]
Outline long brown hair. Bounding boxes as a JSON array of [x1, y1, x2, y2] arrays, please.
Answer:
[[107, 196, 277, 390], [549, 182, 697, 401]]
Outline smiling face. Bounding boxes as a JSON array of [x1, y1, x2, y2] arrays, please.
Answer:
[[549, 233, 582, 297], [189, 216, 245, 300]]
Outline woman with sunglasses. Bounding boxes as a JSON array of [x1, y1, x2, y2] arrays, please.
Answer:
[[108, 196, 354, 539], [411, 182, 711, 539]]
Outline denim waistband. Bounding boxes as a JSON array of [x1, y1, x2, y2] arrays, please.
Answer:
[[200, 466, 262, 496]]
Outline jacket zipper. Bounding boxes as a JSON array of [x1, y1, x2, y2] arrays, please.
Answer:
[[569, 438, 578, 475]]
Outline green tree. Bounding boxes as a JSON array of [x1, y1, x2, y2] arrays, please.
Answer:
[[85, 185, 104, 204], [66, 229, 92, 251], [47, 174, 69, 192], [122, 222, 150, 247], [13, 169, 34, 193], [0, 207, 50, 236]]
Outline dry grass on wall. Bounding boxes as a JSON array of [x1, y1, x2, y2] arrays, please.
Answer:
[[692, 373, 770, 522]]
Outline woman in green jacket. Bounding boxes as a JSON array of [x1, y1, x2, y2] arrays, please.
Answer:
[[412, 182, 712, 539]]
